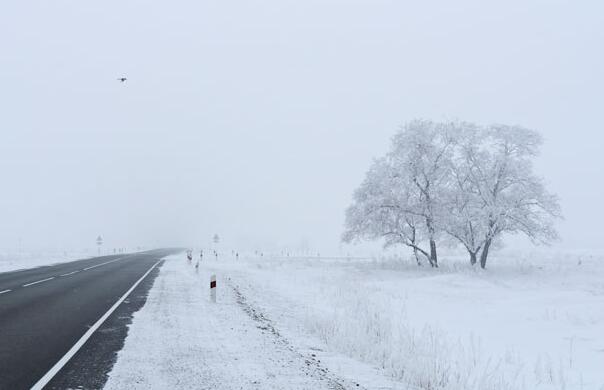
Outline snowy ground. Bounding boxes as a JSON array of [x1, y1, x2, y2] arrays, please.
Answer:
[[105, 253, 396, 390], [0, 250, 92, 273], [107, 251, 604, 390]]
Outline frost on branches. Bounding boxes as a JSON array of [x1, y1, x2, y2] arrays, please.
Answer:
[[343, 120, 562, 269]]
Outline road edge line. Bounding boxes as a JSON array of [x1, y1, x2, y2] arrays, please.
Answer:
[[30, 259, 164, 390]]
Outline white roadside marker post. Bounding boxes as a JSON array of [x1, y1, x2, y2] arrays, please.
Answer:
[[210, 274, 216, 303]]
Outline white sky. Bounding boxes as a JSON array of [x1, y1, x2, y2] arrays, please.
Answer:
[[1, 0, 602, 253]]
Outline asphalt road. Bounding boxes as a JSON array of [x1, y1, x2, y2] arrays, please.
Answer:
[[0, 249, 180, 389]]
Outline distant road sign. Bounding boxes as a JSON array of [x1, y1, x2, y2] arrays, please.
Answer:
[[96, 235, 103, 255]]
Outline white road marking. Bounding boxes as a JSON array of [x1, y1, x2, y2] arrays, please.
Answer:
[[30, 259, 163, 390], [60, 270, 81, 277], [83, 257, 124, 271], [0, 289, 11, 295], [22, 277, 55, 287], [13, 256, 130, 292]]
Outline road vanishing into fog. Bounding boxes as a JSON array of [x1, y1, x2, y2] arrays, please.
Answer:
[[0, 249, 180, 390]]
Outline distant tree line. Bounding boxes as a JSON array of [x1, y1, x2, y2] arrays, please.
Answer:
[[343, 120, 562, 269]]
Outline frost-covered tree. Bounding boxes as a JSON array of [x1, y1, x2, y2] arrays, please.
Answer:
[[342, 157, 428, 265], [344, 120, 456, 267], [344, 119, 561, 269], [442, 122, 488, 265], [461, 124, 562, 268], [389, 120, 457, 267]]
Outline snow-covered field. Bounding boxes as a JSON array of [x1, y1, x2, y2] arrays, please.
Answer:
[[0, 250, 92, 273], [108, 251, 604, 390]]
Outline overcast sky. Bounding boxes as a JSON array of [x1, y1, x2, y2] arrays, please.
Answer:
[[1, 0, 602, 254]]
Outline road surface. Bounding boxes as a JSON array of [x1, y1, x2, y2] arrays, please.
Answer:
[[0, 249, 180, 389]]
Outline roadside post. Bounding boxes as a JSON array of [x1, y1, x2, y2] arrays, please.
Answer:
[[210, 274, 216, 303]]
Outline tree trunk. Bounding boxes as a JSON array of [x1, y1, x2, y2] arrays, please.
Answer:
[[410, 227, 421, 266], [424, 214, 438, 268], [480, 238, 492, 269], [429, 239, 438, 268], [413, 247, 421, 266], [469, 251, 477, 266]]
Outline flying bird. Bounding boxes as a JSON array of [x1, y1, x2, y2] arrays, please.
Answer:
[[117, 77, 127, 83]]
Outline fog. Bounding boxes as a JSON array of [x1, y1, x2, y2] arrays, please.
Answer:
[[1, 1, 603, 254]]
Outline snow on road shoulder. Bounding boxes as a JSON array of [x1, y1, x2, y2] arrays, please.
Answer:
[[105, 254, 371, 390]]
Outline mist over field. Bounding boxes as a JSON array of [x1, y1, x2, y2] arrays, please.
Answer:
[[1, 1, 603, 255]]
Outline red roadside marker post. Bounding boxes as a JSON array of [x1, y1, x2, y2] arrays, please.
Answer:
[[210, 274, 216, 303]]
